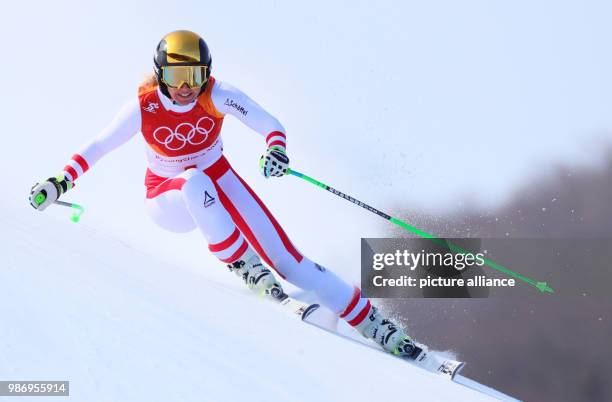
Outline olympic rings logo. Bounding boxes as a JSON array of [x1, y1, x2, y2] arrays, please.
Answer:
[[153, 117, 216, 151]]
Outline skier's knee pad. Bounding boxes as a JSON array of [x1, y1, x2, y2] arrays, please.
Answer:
[[180, 169, 218, 207], [179, 169, 238, 241]]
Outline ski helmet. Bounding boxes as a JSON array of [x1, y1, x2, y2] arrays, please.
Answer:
[[153, 30, 212, 98]]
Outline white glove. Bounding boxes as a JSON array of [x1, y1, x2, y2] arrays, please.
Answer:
[[29, 176, 73, 211], [259, 148, 289, 178]]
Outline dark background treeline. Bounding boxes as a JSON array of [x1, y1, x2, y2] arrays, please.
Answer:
[[383, 150, 612, 402]]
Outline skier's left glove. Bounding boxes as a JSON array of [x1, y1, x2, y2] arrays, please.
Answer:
[[259, 147, 289, 178], [29, 175, 73, 211]]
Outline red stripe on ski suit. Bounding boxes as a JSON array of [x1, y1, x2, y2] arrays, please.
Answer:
[[230, 166, 303, 264], [72, 154, 90, 173], [209, 228, 241, 252], [268, 140, 286, 149], [266, 131, 286, 143], [213, 181, 284, 278], [146, 177, 186, 199], [219, 240, 249, 263], [64, 165, 79, 181], [340, 287, 361, 318], [348, 300, 371, 327]]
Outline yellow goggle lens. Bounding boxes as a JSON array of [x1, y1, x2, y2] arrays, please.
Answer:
[[161, 66, 208, 88]]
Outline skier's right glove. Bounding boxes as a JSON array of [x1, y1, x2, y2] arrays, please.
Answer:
[[29, 175, 74, 211]]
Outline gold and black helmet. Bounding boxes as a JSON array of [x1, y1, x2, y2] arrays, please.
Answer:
[[153, 30, 212, 97]]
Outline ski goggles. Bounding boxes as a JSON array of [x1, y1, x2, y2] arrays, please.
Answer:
[[160, 65, 208, 88]]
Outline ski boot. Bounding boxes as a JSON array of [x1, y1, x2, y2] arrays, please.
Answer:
[[227, 253, 284, 300], [357, 306, 422, 359]]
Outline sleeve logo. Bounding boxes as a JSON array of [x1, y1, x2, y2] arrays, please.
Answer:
[[224, 98, 248, 116]]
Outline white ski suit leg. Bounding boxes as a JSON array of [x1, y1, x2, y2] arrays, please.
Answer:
[[144, 157, 372, 327], [145, 168, 249, 262]]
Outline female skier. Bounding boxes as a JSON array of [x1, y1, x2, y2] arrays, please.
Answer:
[[29, 30, 418, 358]]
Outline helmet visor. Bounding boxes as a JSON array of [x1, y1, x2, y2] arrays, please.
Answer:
[[161, 65, 208, 88]]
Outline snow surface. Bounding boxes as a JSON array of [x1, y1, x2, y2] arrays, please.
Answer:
[[0, 203, 501, 402]]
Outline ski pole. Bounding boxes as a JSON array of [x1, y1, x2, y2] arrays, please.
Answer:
[[287, 168, 554, 294], [33, 193, 85, 223]]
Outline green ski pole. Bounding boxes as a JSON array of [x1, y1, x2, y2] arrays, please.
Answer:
[[287, 168, 553, 294]]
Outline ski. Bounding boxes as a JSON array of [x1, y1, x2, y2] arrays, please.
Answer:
[[267, 293, 520, 400], [303, 312, 465, 380], [271, 293, 464, 380], [410, 348, 465, 380], [271, 292, 320, 321]]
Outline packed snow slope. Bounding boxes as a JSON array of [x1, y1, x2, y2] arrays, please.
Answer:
[[0, 203, 499, 402]]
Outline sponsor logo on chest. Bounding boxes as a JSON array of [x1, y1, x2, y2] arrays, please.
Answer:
[[143, 102, 160, 113]]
